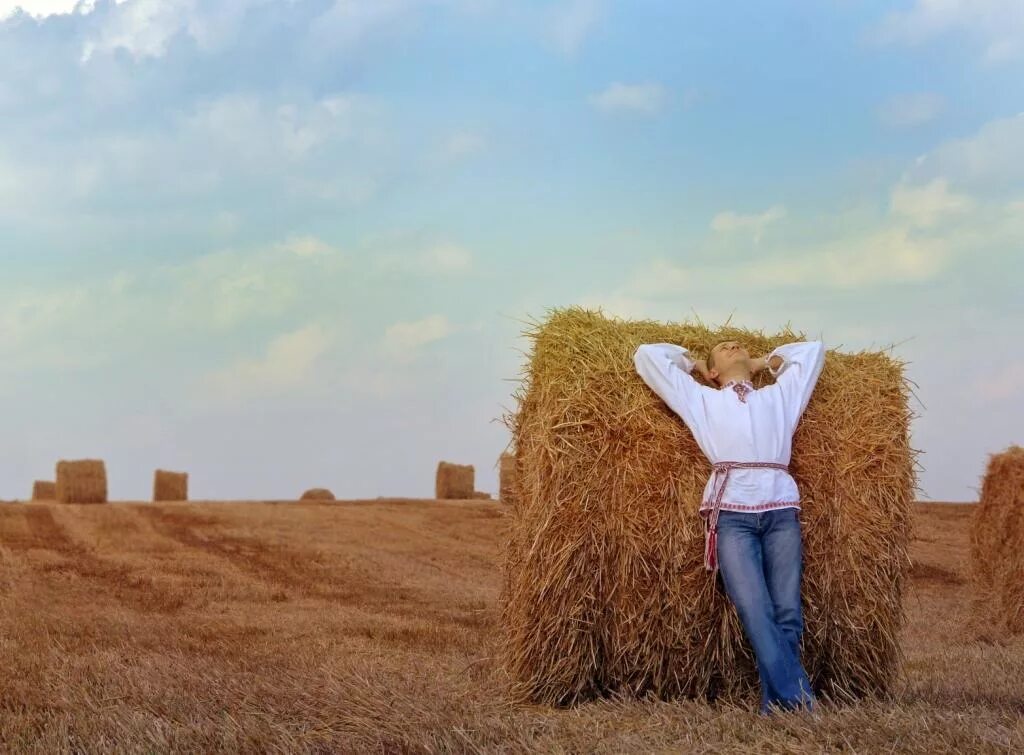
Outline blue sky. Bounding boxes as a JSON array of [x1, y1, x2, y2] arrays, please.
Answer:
[[1, 0, 1021, 501]]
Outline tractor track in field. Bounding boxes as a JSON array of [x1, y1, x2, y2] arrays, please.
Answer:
[[136, 506, 400, 606], [1, 506, 187, 614]]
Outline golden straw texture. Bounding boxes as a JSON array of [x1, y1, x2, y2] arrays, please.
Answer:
[[499, 453, 518, 506], [300, 488, 337, 501], [31, 480, 57, 501], [971, 446, 1024, 634], [56, 460, 108, 504], [501, 308, 916, 706], [154, 470, 189, 502], [436, 462, 475, 500]]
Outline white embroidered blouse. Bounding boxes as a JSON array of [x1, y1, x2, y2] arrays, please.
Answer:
[[633, 341, 826, 514]]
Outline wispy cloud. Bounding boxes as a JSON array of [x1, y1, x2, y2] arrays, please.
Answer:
[[548, 0, 603, 56], [889, 178, 973, 227], [382, 314, 455, 361], [710, 205, 786, 243], [204, 324, 333, 401], [628, 227, 948, 294], [873, 0, 1024, 63], [589, 82, 667, 115], [426, 129, 487, 168], [905, 112, 1024, 192], [877, 92, 945, 128], [375, 240, 474, 276]]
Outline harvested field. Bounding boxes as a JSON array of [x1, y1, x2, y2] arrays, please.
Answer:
[[0, 500, 1020, 753]]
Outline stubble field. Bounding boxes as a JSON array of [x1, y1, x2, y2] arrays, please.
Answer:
[[0, 500, 1020, 753]]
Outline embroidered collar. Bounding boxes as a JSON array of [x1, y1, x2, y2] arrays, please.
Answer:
[[723, 380, 754, 403]]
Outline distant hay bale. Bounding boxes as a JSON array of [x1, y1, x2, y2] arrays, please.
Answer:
[[153, 470, 188, 502], [436, 462, 475, 499], [472, 491, 493, 500], [300, 488, 336, 501], [971, 446, 1024, 634], [501, 308, 915, 706], [55, 459, 108, 504], [31, 481, 56, 501], [499, 452, 517, 505]]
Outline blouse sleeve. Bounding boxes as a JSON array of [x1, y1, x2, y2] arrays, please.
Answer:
[[633, 343, 712, 443], [767, 340, 826, 426]]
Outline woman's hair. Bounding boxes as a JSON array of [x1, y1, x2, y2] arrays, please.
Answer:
[[706, 344, 720, 371]]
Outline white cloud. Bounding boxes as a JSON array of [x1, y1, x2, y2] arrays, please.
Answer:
[[428, 129, 487, 167], [589, 82, 666, 115], [382, 314, 454, 357], [420, 241, 472, 272], [628, 227, 947, 294], [204, 325, 333, 400], [0, 235, 348, 377], [0, 92, 387, 222], [889, 178, 973, 227], [710, 205, 786, 242], [906, 112, 1024, 191], [375, 240, 473, 275], [0, 0, 86, 19], [548, 0, 603, 56], [877, 92, 945, 128], [874, 0, 1024, 63], [277, 235, 343, 258]]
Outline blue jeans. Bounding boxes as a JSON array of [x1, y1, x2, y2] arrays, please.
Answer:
[[716, 508, 815, 714]]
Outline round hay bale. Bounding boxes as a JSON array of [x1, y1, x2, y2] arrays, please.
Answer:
[[499, 452, 517, 505], [501, 308, 916, 706], [153, 469, 188, 502], [55, 459, 108, 504], [300, 488, 336, 501], [436, 461, 475, 499], [970, 445, 1024, 634], [31, 480, 56, 501]]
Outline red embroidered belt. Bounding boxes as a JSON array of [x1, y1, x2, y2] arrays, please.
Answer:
[[702, 461, 791, 573]]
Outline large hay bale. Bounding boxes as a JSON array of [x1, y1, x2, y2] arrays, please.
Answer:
[[499, 452, 517, 505], [502, 308, 915, 706], [31, 481, 56, 501], [300, 488, 336, 501], [436, 461, 475, 499], [971, 446, 1024, 633], [55, 459, 108, 504], [153, 470, 188, 502]]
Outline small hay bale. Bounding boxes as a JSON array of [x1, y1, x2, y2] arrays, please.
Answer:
[[153, 470, 189, 502], [472, 491, 493, 500], [971, 445, 1024, 634], [499, 452, 517, 505], [55, 459, 108, 504], [31, 481, 57, 501], [300, 488, 336, 501], [436, 461, 475, 499], [501, 307, 916, 706]]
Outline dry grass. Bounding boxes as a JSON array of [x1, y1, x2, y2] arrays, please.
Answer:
[[154, 470, 189, 502], [0, 500, 1019, 753], [971, 446, 1024, 634], [436, 462, 475, 500], [502, 308, 916, 705]]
